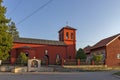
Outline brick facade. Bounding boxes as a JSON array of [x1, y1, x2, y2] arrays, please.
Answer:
[[88, 34, 120, 67], [106, 36, 120, 66], [10, 26, 76, 65]]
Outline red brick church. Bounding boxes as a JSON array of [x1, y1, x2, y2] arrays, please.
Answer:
[[10, 26, 76, 65]]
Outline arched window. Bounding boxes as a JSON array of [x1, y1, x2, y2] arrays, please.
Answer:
[[44, 49, 49, 61], [71, 33, 74, 39], [56, 54, 61, 65], [56, 54, 60, 59], [45, 50, 48, 55], [25, 52, 29, 57], [61, 32, 63, 40], [66, 32, 69, 39]]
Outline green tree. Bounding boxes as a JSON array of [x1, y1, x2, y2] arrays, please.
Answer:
[[92, 54, 103, 62], [76, 48, 86, 60], [8, 21, 19, 38], [18, 52, 28, 65], [0, 0, 13, 61]]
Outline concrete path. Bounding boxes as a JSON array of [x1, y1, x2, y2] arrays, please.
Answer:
[[0, 71, 119, 80]]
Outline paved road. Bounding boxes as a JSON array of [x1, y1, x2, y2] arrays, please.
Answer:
[[0, 71, 119, 80]]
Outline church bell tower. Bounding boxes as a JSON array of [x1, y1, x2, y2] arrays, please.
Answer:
[[58, 26, 76, 59]]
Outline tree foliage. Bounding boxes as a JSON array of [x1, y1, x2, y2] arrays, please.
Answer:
[[0, 0, 13, 61], [76, 48, 86, 60], [8, 21, 19, 38], [92, 54, 103, 62], [17, 52, 28, 65]]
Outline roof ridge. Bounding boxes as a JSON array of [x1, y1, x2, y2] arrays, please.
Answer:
[[14, 37, 66, 46], [101, 33, 120, 41], [15, 37, 62, 42], [92, 33, 120, 49]]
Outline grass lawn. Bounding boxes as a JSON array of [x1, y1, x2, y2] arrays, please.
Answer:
[[114, 71, 120, 76]]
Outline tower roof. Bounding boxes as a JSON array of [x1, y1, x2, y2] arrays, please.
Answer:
[[58, 26, 76, 33]]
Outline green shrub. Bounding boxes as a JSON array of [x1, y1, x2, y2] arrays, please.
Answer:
[[93, 54, 103, 62], [17, 52, 28, 65]]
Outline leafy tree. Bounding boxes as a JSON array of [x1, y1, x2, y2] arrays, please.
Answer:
[[0, 0, 13, 61], [8, 21, 19, 38], [76, 48, 86, 60], [17, 52, 28, 65], [92, 54, 103, 62]]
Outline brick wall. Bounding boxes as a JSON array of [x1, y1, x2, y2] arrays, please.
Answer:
[[11, 42, 67, 65], [106, 37, 120, 66]]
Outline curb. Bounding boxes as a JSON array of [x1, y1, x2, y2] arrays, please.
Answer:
[[113, 74, 120, 79]]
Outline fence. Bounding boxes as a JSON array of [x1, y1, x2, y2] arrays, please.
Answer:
[[64, 59, 77, 65], [62, 59, 104, 66]]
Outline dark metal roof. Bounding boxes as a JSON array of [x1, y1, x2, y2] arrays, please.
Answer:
[[14, 37, 67, 46], [92, 33, 120, 49], [58, 26, 76, 33], [63, 26, 76, 30]]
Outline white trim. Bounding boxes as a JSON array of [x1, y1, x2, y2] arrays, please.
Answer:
[[106, 35, 120, 46], [117, 54, 120, 59]]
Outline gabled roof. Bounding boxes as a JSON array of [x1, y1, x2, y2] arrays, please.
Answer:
[[84, 45, 91, 54], [58, 26, 76, 33], [14, 37, 66, 46], [92, 33, 120, 49]]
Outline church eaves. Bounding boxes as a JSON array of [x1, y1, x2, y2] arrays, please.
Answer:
[[14, 37, 67, 46]]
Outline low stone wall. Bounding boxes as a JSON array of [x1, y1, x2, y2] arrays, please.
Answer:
[[0, 65, 120, 73], [63, 65, 107, 68], [11, 67, 27, 73], [0, 66, 14, 72], [11, 67, 54, 73], [39, 67, 54, 72], [63, 65, 120, 70]]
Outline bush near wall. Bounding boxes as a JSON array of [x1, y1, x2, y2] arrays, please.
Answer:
[[17, 52, 28, 66]]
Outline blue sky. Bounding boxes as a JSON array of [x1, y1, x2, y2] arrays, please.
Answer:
[[3, 0, 120, 50]]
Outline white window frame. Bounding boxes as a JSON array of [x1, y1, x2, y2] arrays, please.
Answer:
[[117, 54, 120, 59]]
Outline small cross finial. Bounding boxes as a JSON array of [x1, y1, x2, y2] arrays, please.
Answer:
[[66, 21, 68, 26]]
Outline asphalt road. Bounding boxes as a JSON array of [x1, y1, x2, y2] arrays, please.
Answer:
[[0, 71, 119, 80]]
